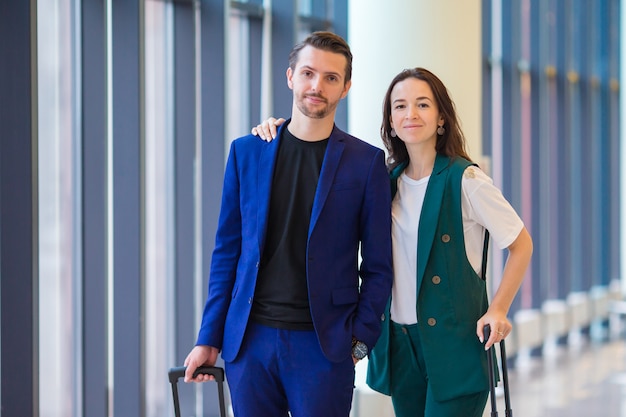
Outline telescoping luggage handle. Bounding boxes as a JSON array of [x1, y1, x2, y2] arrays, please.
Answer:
[[168, 366, 227, 417], [484, 324, 512, 417]]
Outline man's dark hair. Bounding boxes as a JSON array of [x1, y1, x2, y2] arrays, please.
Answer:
[[288, 31, 353, 83]]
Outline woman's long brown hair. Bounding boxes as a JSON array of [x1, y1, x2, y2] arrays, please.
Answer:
[[380, 67, 472, 170]]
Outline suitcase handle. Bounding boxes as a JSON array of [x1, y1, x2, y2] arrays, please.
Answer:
[[483, 324, 513, 417], [168, 366, 226, 417], [168, 365, 225, 383]]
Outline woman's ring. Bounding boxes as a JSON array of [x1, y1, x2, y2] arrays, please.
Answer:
[[497, 331, 504, 336]]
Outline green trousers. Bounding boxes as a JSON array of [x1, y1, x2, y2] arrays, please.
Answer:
[[389, 321, 488, 417]]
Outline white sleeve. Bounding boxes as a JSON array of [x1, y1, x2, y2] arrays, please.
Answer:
[[461, 166, 524, 251]]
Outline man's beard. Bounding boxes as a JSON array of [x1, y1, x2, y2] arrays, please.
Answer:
[[296, 93, 339, 119]]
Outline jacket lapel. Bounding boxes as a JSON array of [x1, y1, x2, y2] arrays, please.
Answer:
[[309, 126, 344, 236], [415, 154, 450, 291], [256, 125, 283, 250]]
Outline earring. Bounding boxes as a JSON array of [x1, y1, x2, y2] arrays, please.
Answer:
[[437, 125, 445, 135], [390, 128, 397, 137]]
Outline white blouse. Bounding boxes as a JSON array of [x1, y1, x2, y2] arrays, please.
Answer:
[[389, 166, 524, 325]]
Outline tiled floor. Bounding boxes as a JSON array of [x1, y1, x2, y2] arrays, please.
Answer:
[[483, 337, 626, 417]]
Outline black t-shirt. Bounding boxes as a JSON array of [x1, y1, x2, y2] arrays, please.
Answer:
[[250, 127, 328, 330]]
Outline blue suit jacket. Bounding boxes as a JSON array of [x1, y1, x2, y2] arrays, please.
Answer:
[[196, 121, 393, 363]]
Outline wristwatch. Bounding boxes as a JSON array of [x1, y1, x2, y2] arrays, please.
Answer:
[[351, 337, 368, 360]]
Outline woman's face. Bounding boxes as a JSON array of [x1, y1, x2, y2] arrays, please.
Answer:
[[389, 77, 443, 148]]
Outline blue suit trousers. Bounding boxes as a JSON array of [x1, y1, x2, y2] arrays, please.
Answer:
[[225, 322, 355, 417]]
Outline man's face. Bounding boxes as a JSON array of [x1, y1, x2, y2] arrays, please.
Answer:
[[287, 45, 351, 119]]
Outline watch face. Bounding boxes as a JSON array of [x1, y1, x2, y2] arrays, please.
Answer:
[[352, 341, 368, 359]]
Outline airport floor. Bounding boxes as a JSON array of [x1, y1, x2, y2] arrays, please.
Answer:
[[483, 335, 626, 417]]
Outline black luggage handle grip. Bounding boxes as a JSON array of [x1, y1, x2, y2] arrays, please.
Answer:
[[168, 365, 224, 384], [168, 366, 226, 417]]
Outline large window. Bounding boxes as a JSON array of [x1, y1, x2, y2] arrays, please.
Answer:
[[144, 2, 175, 415], [37, 1, 81, 415], [483, 0, 620, 312]]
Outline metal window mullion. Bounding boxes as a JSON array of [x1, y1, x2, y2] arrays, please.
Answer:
[[0, 2, 39, 416], [109, 1, 144, 415], [80, 0, 108, 415]]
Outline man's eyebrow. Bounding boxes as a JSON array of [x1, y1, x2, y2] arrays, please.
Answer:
[[299, 65, 342, 78]]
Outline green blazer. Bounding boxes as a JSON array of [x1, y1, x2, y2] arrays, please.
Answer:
[[366, 154, 490, 402]]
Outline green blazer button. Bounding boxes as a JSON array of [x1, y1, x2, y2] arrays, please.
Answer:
[[432, 275, 441, 284], [441, 234, 450, 243], [427, 318, 436, 326]]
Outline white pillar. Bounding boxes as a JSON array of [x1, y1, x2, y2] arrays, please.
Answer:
[[348, 0, 483, 159]]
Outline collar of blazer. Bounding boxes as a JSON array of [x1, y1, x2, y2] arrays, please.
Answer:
[[258, 120, 346, 239]]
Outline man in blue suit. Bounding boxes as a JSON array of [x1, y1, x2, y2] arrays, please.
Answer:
[[184, 31, 393, 417]]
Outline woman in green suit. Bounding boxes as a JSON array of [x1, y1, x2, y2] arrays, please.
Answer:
[[365, 67, 533, 417]]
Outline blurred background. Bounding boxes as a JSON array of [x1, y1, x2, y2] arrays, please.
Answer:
[[1, 0, 624, 416]]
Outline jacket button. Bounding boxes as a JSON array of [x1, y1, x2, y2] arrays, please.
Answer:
[[248, 297, 252, 304], [381, 313, 385, 321], [432, 275, 441, 284], [441, 234, 450, 243], [256, 261, 260, 268], [427, 318, 437, 326]]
